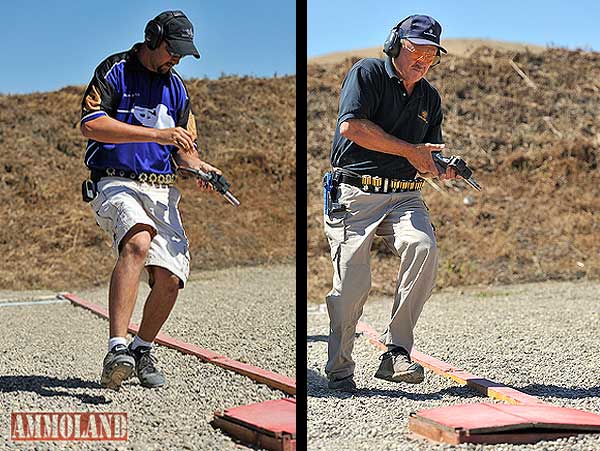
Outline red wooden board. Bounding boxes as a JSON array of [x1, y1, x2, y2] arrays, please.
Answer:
[[409, 402, 600, 444], [219, 398, 296, 436], [416, 403, 600, 434]]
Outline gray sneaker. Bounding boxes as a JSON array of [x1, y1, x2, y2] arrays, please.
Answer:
[[101, 344, 135, 390], [129, 345, 166, 388], [374, 347, 424, 384], [327, 375, 357, 393]]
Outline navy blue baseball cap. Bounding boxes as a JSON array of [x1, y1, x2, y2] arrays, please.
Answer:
[[399, 15, 447, 54]]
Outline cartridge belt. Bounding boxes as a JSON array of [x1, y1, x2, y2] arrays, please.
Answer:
[[336, 172, 424, 194], [91, 168, 177, 186]]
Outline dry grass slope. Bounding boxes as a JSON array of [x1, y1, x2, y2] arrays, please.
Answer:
[[0, 75, 295, 290], [308, 38, 548, 65], [308, 46, 600, 301]]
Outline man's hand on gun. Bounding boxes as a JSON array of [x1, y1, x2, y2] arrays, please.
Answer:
[[177, 165, 241, 207], [192, 161, 222, 192], [406, 143, 457, 179], [407, 143, 481, 190]]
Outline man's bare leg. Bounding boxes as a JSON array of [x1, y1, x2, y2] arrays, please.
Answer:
[[127, 266, 180, 388], [102, 224, 154, 390], [108, 224, 154, 338], [136, 266, 180, 342]]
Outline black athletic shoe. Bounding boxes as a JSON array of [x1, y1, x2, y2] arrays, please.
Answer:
[[327, 375, 357, 393], [101, 344, 135, 390], [374, 346, 425, 384], [129, 345, 166, 388]]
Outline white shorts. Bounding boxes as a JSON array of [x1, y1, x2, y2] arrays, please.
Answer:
[[90, 177, 190, 287]]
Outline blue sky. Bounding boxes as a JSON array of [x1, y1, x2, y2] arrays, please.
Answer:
[[308, 0, 600, 57], [0, 1, 296, 94]]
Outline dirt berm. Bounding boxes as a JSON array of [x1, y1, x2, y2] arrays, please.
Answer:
[[308, 47, 600, 301], [0, 75, 295, 290]]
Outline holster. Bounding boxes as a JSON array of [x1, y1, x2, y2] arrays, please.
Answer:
[[323, 171, 346, 218], [81, 179, 97, 203]]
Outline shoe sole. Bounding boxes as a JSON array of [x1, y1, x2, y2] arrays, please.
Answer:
[[374, 369, 424, 384], [101, 361, 134, 391], [138, 379, 167, 389]]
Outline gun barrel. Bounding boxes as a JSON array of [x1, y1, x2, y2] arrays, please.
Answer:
[[465, 177, 482, 191], [224, 191, 241, 206]]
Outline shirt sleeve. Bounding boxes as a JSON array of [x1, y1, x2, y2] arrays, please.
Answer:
[[80, 63, 118, 125], [337, 62, 382, 126], [174, 74, 199, 153], [423, 95, 444, 144]]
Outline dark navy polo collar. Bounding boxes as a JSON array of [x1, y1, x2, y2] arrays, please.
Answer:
[[384, 56, 399, 80], [384, 56, 424, 98]]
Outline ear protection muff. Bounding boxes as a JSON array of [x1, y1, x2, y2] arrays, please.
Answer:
[[144, 10, 187, 50], [383, 16, 412, 58]]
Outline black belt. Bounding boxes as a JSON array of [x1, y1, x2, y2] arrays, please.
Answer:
[[335, 171, 424, 193], [91, 168, 177, 186]]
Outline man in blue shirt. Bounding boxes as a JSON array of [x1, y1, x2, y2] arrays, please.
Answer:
[[80, 10, 221, 390], [324, 15, 458, 392]]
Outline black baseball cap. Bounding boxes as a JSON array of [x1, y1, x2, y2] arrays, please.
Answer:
[[155, 10, 200, 59], [399, 15, 447, 54]]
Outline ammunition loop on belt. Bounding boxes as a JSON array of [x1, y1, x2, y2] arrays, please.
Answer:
[[148, 173, 157, 183]]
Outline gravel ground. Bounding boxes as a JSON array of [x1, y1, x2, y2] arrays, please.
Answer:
[[307, 280, 600, 450], [0, 264, 295, 451]]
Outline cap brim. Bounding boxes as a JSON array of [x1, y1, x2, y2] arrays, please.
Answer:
[[167, 39, 201, 59], [406, 37, 447, 54]]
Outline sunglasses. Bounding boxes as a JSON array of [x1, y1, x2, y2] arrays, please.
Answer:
[[402, 39, 441, 66], [165, 43, 182, 59]]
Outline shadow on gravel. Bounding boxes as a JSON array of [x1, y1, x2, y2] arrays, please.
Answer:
[[520, 384, 600, 399], [307, 369, 483, 400], [307, 333, 361, 343], [0, 376, 110, 405]]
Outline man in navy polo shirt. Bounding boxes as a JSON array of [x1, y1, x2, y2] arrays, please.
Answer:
[[80, 10, 221, 390], [324, 15, 458, 392]]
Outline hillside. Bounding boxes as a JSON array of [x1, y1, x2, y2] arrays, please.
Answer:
[[308, 46, 600, 301], [0, 75, 295, 290], [308, 38, 547, 65]]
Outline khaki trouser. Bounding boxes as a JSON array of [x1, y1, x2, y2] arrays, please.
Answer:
[[324, 183, 438, 381]]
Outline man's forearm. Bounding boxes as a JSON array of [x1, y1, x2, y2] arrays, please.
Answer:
[[173, 149, 202, 168], [340, 118, 414, 157], [81, 115, 159, 143]]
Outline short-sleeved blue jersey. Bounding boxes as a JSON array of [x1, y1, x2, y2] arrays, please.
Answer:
[[81, 43, 197, 175]]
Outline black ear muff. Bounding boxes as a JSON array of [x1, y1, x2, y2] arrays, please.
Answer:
[[383, 16, 412, 58], [144, 11, 187, 50], [144, 19, 163, 50]]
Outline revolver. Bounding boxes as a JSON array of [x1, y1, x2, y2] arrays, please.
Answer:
[[178, 166, 241, 206], [432, 152, 482, 191]]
